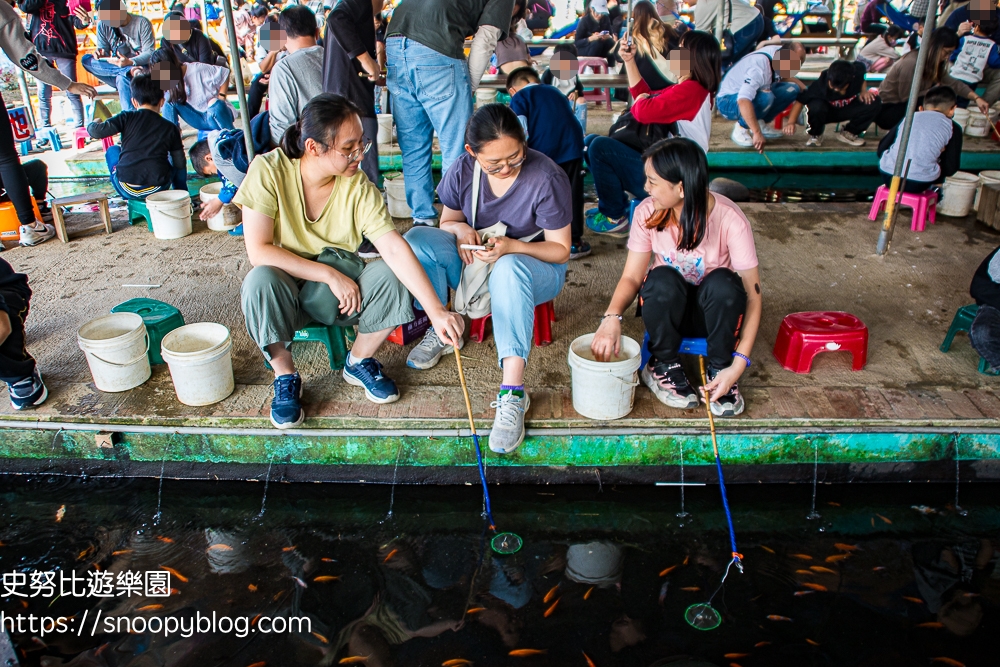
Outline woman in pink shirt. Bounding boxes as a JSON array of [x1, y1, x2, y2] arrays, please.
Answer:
[[591, 138, 762, 417]]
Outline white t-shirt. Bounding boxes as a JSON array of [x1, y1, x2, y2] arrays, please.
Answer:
[[951, 35, 996, 84], [879, 110, 955, 183], [694, 0, 761, 36], [675, 95, 713, 153], [180, 62, 230, 112], [718, 46, 779, 100]]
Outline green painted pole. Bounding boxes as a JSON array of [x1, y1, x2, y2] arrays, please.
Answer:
[[876, 0, 937, 255], [220, 0, 255, 161]]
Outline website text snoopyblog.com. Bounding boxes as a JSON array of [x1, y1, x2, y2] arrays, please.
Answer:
[[2, 611, 311, 639]]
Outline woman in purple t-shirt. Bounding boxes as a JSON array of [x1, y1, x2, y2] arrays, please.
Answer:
[[405, 104, 572, 455]]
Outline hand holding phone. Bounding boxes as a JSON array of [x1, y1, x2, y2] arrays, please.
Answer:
[[460, 244, 488, 251]]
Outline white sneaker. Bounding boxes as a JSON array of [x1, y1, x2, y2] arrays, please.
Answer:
[[411, 218, 438, 228], [730, 124, 754, 147], [405, 327, 464, 370], [835, 130, 865, 147], [18, 222, 55, 246], [805, 135, 823, 147], [488, 391, 530, 454], [760, 124, 784, 139]]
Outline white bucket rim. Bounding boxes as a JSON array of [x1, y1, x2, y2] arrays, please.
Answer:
[[162, 339, 231, 366], [200, 182, 223, 198], [161, 323, 231, 359], [78, 312, 145, 347], [567, 333, 642, 371], [979, 170, 1000, 179], [146, 190, 192, 204], [946, 172, 980, 184]]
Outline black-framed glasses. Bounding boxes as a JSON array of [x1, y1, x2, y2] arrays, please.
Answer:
[[333, 138, 373, 164], [477, 150, 527, 174]]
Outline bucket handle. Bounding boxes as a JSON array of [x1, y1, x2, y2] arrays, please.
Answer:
[[87, 333, 150, 368]]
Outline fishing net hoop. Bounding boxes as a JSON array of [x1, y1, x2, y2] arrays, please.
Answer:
[[684, 602, 722, 631], [490, 532, 523, 554]]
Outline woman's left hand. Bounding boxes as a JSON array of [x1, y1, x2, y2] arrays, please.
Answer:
[[702, 361, 744, 402], [474, 237, 517, 264]]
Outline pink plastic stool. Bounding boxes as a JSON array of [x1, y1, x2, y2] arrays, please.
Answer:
[[74, 127, 89, 149], [773, 311, 868, 373], [101, 136, 115, 151], [469, 301, 556, 347], [578, 57, 611, 111], [867, 185, 938, 232]]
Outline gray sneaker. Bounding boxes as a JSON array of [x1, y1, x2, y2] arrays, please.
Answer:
[[488, 391, 530, 454], [18, 222, 55, 246], [406, 327, 464, 370]]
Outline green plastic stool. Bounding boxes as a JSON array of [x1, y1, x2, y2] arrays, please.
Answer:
[[940, 304, 999, 375], [292, 322, 357, 370], [127, 199, 153, 232], [111, 298, 185, 365]]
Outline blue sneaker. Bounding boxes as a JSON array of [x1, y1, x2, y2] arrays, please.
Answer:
[[343, 357, 399, 404], [228, 223, 244, 237], [585, 209, 630, 237], [270, 373, 304, 429], [7, 369, 47, 410]]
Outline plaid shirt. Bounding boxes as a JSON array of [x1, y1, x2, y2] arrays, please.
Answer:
[[908, 0, 931, 20]]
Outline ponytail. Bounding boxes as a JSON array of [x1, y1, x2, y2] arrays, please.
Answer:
[[281, 120, 305, 158]]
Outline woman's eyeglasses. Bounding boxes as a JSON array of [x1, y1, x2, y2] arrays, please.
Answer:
[[332, 138, 373, 164], [477, 151, 527, 174]]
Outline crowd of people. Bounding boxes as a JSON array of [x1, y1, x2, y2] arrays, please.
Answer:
[[0, 0, 997, 451]]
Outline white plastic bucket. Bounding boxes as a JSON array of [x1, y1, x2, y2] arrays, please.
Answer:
[[77, 313, 151, 392], [567, 333, 642, 420], [145, 190, 193, 239], [965, 110, 989, 137], [938, 171, 980, 217], [160, 322, 234, 406], [475, 88, 496, 109], [953, 108, 970, 131], [377, 114, 393, 144], [198, 182, 241, 232], [975, 170, 1000, 210], [383, 172, 412, 218]]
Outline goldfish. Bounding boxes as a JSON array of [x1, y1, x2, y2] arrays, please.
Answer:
[[466, 607, 485, 614], [282, 546, 296, 552], [509, 650, 547, 657], [313, 576, 339, 582], [137, 604, 163, 611], [582, 651, 596, 667], [724, 654, 749, 658], [876, 514, 892, 524], [322, 557, 336, 563], [825, 554, 850, 563], [872, 566, 887, 572], [911, 505, 938, 514], [917, 622, 944, 629], [755, 641, 771, 647], [339, 657, 370, 664], [251, 614, 262, 626], [827, 501, 841, 507], [248, 584, 257, 592], [659, 565, 678, 576], [112, 549, 132, 556], [543, 598, 560, 617], [903, 596, 925, 604], [806, 639, 820, 646], [659, 582, 669, 604], [834, 543, 859, 552], [159, 566, 189, 583], [383, 549, 398, 563], [55, 505, 65, 522], [442, 661, 473, 667], [543, 585, 559, 603], [760, 546, 775, 554], [790, 554, 813, 560], [683, 555, 690, 565], [169, 588, 180, 595], [796, 569, 814, 575], [930, 659, 965, 667], [681, 587, 701, 592], [156, 536, 174, 543], [94, 644, 109, 656], [793, 591, 815, 596], [293, 577, 307, 588], [208, 544, 232, 551], [272, 590, 285, 602], [730, 664, 743, 667], [767, 615, 793, 622], [583, 586, 594, 600], [247, 663, 267, 667], [810, 566, 837, 574], [312, 632, 329, 644], [801, 583, 828, 592]]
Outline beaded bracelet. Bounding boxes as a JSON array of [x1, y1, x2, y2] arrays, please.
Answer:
[[601, 314, 623, 322], [732, 351, 751, 367]]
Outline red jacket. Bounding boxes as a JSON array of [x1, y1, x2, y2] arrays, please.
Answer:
[[629, 78, 712, 125]]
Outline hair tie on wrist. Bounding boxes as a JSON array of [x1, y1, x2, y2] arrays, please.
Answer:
[[732, 351, 751, 367]]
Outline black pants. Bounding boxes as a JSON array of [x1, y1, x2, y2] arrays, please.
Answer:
[[557, 157, 584, 244], [875, 100, 913, 130], [0, 285, 35, 384], [639, 266, 747, 369], [247, 73, 268, 121], [0, 96, 38, 226], [0, 159, 48, 204], [806, 97, 882, 136], [880, 171, 936, 192]]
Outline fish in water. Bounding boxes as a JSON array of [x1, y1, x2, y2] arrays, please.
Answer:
[[543, 585, 559, 603], [313, 576, 339, 583], [208, 544, 232, 551], [825, 554, 850, 563], [247, 663, 267, 667], [293, 577, 308, 588], [442, 661, 473, 667], [55, 505, 65, 522], [724, 653, 749, 658], [827, 501, 841, 507], [339, 657, 371, 664], [801, 583, 828, 592], [806, 639, 820, 646], [283, 546, 296, 552], [681, 587, 701, 592], [383, 549, 398, 563], [760, 546, 775, 554], [793, 591, 815, 597], [582, 651, 596, 667], [790, 554, 813, 560], [509, 649, 547, 657], [755, 642, 771, 647], [930, 659, 965, 667], [659, 565, 678, 576], [767, 615, 793, 622], [544, 598, 560, 617], [584, 586, 594, 600], [248, 584, 257, 592], [322, 557, 336, 563], [911, 505, 938, 514], [112, 549, 132, 556], [872, 566, 887, 572], [903, 596, 925, 604], [137, 604, 163, 611], [466, 607, 485, 614], [917, 622, 944, 628], [158, 566, 189, 583], [796, 569, 814, 575], [157, 536, 174, 543], [833, 543, 859, 552], [683, 555, 690, 565], [658, 582, 669, 604], [312, 632, 329, 644], [876, 514, 892, 524], [730, 663, 743, 667], [810, 566, 837, 574]]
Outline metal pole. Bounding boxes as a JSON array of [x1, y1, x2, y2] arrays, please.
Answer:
[[835, 0, 843, 40], [220, 0, 255, 161], [16, 70, 35, 129], [875, 0, 937, 255]]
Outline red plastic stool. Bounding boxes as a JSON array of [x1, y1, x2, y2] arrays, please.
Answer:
[[578, 57, 612, 111], [867, 185, 937, 232], [773, 311, 868, 373], [773, 105, 793, 130], [74, 127, 89, 149], [101, 136, 115, 151], [469, 301, 556, 347]]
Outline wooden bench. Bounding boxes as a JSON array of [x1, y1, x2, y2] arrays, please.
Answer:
[[50, 192, 112, 243]]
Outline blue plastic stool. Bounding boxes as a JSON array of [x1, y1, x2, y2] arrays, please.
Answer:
[[17, 141, 31, 156], [640, 332, 708, 368], [35, 127, 62, 152], [127, 199, 153, 232]]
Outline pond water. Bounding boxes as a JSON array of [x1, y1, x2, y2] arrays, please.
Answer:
[[0, 478, 997, 667]]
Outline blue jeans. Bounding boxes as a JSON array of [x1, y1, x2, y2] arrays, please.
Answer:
[[584, 134, 645, 220], [404, 226, 567, 363], [728, 14, 765, 66], [106, 145, 186, 200], [81, 54, 135, 111], [386, 37, 473, 221], [716, 82, 801, 128], [38, 56, 83, 128], [162, 99, 234, 131], [574, 98, 588, 131]]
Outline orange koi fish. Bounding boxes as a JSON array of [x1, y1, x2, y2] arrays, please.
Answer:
[[767, 615, 793, 622], [313, 576, 339, 583], [806, 639, 820, 646], [683, 555, 690, 565], [825, 554, 850, 563], [509, 649, 547, 657], [876, 514, 892, 524], [903, 596, 925, 604], [312, 632, 329, 644], [760, 546, 775, 554], [543, 585, 559, 603], [112, 549, 132, 556], [248, 584, 257, 592], [383, 549, 398, 563], [282, 546, 296, 552], [466, 607, 485, 614], [755, 641, 771, 647], [790, 554, 813, 560], [158, 566, 189, 583], [543, 598, 560, 617], [793, 591, 814, 597], [827, 501, 841, 507], [801, 583, 828, 592], [680, 587, 701, 592], [724, 653, 749, 658], [137, 604, 163, 611], [917, 622, 944, 628], [247, 662, 267, 667], [583, 586, 594, 600], [338, 657, 370, 664], [442, 661, 473, 667], [582, 651, 596, 667], [156, 536, 173, 543], [322, 557, 336, 562], [930, 659, 965, 667], [810, 566, 837, 574], [208, 544, 232, 551], [659, 565, 678, 576], [796, 569, 814, 575], [834, 543, 859, 552], [55, 505, 65, 522]]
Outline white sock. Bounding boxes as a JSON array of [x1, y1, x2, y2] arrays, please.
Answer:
[[347, 351, 364, 366]]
